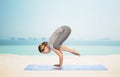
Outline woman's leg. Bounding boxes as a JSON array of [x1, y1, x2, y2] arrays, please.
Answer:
[[53, 26, 71, 49], [60, 45, 80, 56]]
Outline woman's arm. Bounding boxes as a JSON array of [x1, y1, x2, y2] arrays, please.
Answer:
[[52, 48, 63, 67]]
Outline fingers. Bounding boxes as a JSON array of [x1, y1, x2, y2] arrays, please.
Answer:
[[54, 64, 62, 67]]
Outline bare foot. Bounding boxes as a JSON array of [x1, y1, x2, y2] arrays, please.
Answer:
[[71, 49, 80, 56]]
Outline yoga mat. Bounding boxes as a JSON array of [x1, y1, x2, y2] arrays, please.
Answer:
[[24, 64, 108, 71]]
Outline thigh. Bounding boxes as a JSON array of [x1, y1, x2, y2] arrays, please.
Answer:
[[53, 28, 71, 49]]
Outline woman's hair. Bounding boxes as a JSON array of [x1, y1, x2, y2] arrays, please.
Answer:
[[38, 42, 48, 53]]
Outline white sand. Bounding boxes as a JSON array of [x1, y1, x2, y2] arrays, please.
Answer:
[[0, 54, 120, 77]]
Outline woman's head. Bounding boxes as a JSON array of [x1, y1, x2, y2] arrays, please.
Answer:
[[38, 42, 50, 54]]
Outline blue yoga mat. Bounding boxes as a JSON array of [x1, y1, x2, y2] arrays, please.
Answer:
[[24, 64, 108, 71]]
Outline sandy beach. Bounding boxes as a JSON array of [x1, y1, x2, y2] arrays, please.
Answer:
[[0, 54, 120, 77]]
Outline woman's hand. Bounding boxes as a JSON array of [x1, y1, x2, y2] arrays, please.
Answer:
[[54, 64, 61, 67], [52, 48, 63, 68]]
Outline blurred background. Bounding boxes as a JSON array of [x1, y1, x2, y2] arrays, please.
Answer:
[[0, 0, 120, 55]]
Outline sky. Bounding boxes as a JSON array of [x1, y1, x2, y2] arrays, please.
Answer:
[[0, 0, 120, 40]]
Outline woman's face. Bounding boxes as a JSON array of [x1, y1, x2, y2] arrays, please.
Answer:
[[42, 46, 50, 54]]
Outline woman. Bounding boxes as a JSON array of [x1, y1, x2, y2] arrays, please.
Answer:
[[38, 26, 80, 68]]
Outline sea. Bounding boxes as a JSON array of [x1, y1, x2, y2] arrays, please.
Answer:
[[0, 45, 120, 56]]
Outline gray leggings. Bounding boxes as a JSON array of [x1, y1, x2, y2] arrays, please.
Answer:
[[53, 26, 71, 49]]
